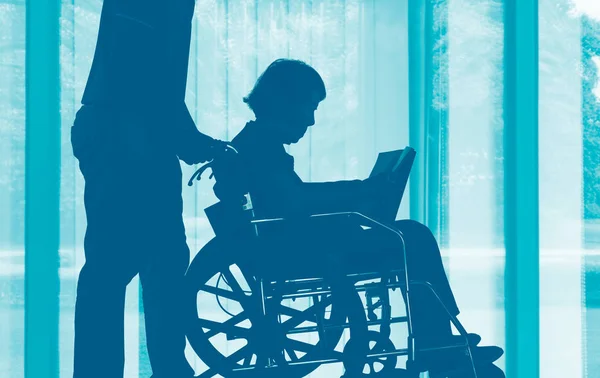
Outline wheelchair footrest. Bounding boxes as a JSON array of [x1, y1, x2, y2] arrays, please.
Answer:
[[409, 341, 472, 373]]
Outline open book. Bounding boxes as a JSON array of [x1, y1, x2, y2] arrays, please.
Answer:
[[367, 147, 416, 223], [369, 147, 416, 179]]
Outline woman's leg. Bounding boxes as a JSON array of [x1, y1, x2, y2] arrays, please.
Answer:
[[389, 220, 504, 376], [343, 219, 458, 346], [328, 220, 502, 374], [391, 219, 459, 347]]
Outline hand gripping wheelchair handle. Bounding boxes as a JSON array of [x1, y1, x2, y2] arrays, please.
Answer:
[[187, 143, 240, 187], [188, 144, 257, 237]]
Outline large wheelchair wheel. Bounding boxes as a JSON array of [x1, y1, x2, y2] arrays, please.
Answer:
[[184, 238, 353, 378]]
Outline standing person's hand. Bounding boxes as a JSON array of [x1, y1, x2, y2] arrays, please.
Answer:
[[173, 103, 230, 165], [176, 133, 228, 165]]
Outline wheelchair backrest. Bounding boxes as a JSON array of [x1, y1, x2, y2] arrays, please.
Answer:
[[203, 150, 260, 239]]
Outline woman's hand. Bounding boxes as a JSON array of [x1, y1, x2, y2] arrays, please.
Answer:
[[363, 173, 396, 196], [356, 173, 400, 217]]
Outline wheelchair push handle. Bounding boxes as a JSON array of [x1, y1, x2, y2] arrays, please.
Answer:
[[187, 143, 239, 186], [187, 143, 254, 214]]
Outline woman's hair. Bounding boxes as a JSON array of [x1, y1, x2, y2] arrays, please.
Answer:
[[243, 59, 326, 118]]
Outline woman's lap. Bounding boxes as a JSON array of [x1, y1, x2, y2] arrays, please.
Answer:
[[256, 219, 428, 279]]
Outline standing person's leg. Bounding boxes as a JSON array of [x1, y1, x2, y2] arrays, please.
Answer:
[[139, 155, 194, 378], [72, 106, 144, 378]]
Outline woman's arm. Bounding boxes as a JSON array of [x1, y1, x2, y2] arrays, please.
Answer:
[[257, 173, 386, 217]]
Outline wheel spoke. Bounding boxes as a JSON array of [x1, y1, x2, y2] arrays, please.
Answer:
[[200, 284, 246, 303], [280, 295, 333, 331], [240, 269, 257, 289], [285, 337, 318, 353], [278, 305, 305, 318], [197, 367, 218, 378], [255, 353, 268, 369], [195, 317, 250, 340], [225, 344, 252, 365], [222, 269, 245, 294], [286, 338, 344, 360], [368, 361, 376, 373], [328, 349, 344, 360], [204, 312, 249, 338], [243, 354, 253, 367], [286, 348, 299, 362], [371, 342, 385, 355]]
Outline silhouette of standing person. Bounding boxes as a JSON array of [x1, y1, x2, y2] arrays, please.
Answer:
[[70, 1, 223, 377], [218, 59, 505, 378]]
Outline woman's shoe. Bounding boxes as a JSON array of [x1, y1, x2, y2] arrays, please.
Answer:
[[425, 345, 504, 377], [430, 362, 505, 378]]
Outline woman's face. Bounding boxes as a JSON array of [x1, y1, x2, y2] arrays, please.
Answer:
[[277, 91, 321, 145]]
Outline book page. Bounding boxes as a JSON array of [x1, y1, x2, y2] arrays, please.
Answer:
[[391, 147, 416, 173], [369, 150, 404, 178]]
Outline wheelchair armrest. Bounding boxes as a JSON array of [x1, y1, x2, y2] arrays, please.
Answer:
[[251, 212, 411, 300], [251, 211, 404, 240]]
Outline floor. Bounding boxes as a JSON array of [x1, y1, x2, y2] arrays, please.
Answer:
[[1, 251, 599, 378]]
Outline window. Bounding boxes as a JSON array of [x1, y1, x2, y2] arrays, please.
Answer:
[[581, 5, 600, 376], [8, 0, 597, 376], [0, 1, 25, 377], [539, 0, 600, 376], [432, 0, 506, 369]]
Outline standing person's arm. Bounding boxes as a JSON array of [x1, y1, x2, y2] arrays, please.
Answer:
[[146, 0, 226, 164], [82, 0, 224, 163], [174, 102, 226, 165]]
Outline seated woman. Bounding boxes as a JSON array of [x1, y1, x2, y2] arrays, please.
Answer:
[[217, 58, 504, 378]]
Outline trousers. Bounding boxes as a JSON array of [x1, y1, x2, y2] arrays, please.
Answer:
[[363, 219, 460, 345], [71, 105, 194, 378], [263, 217, 460, 347]]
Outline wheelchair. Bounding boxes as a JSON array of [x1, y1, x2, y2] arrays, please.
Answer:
[[183, 147, 479, 378]]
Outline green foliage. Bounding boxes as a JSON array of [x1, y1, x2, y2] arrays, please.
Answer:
[[582, 16, 600, 219]]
